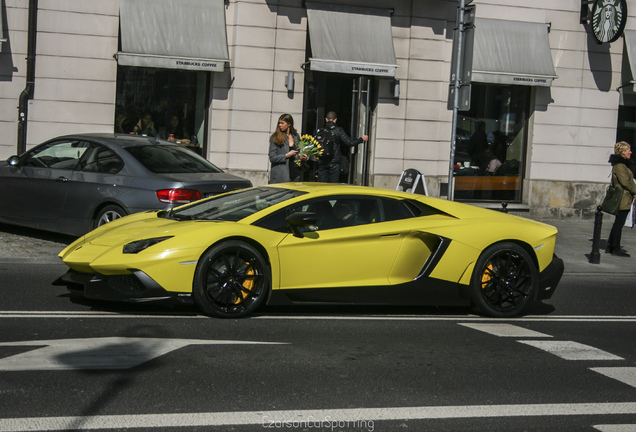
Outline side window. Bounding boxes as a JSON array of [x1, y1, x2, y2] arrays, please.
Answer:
[[381, 198, 414, 222], [253, 201, 315, 233], [255, 196, 387, 233], [23, 140, 89, 170], [82, 145, 124, 174], [285, 197, 381, 230]]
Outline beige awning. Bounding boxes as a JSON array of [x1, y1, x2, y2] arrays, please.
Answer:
[[471, 18, 557, 87], [117, 0, 229, 72], [306, 2, 398, 77]]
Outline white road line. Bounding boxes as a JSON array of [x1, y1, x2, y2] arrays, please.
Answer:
[[1, 403, 636, 431], [595, 425, 636, 431], [459, 323, 552, 338], [591, 367, 636, 389], [1, 312, 636, 322], [0, 311, 206, 319], [518, 340, 624, 361], [0, 337, 286, 371]]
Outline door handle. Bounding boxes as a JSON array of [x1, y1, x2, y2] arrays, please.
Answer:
[[56, 176, 69, 182], [381, 233, 400, 238]]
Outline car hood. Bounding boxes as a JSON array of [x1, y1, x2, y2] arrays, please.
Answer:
[[59, 211, 238, 270]]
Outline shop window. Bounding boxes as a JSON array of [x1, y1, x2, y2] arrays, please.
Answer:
[[617, 94, 636, 147], [114, 66, 208, 153], [453, 84, 530, 202]]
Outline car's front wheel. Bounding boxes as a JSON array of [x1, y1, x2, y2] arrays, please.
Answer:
[[193, 240, 270, 318], [470, 242, 538, 318], [93, 205, 126, 229]]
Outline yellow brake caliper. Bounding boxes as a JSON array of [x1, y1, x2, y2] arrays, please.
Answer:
[[481, 263, 493, 289], [234, 265, 255, 304]]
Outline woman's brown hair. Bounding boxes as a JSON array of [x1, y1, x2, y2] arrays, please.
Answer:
[[270, 113, 297, 146]]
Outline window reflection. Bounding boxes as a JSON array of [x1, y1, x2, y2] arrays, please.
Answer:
[[454, 84, 530, 202], [115, 66, 207, 154]]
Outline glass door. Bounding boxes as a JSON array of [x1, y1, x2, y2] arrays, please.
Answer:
[[350, 76, 371, 185], [302, 72, 373, 185]]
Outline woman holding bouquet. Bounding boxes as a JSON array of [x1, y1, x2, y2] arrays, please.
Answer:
[[268, 113, 306, 183]]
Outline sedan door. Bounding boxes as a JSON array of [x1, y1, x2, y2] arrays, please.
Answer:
[[3, 140, 89, 222]]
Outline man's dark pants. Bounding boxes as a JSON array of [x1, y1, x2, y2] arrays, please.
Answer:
[[317, 162, 340, 183]]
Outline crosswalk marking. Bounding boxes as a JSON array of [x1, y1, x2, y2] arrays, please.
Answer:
[[517, 340, 624, 361], [458, 323, 552, 338], [591, 367, 636, 389]]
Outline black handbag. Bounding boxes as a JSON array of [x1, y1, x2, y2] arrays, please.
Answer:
[[601, 184, 623, 215]]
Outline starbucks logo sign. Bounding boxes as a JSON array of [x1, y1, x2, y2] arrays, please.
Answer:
[[591, 0, 627, 43]]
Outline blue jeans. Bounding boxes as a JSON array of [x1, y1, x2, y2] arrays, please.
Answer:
[[317, 162, 340, 183]]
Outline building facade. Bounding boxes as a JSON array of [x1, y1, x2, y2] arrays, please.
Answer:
[[2, 0, 635, 219]]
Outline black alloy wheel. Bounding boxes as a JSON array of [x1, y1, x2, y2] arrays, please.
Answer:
[[470, 242, 538, 318], [193, 240, 270, 318], [94, 205, 126, 229]]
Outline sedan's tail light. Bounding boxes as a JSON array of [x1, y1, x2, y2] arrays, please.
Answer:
[[156, 189, 201, 204]]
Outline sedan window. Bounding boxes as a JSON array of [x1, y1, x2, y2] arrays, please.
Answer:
[[81, 146, 124, 174], [23, 140, 89, 170], [124, 145, 222, 174]]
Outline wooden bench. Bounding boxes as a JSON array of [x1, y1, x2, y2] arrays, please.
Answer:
[[454, 176, 520, 191]]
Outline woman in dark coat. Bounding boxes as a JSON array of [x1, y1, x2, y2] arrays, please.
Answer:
[[607, 141, 636, 257], [268, 113, 302, 183]]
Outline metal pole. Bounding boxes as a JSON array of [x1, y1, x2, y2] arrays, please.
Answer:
[[589, 206, 603, 264], [17, 0, 38, 155], [448, 0, 467, 201]]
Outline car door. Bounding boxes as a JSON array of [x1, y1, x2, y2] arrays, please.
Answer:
[[64, 143, 126, 222], [5, 140, 88, 222], [275, 196, 411, 290]]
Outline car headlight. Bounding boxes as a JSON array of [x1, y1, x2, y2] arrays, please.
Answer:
[[123, 236, 173, 254]]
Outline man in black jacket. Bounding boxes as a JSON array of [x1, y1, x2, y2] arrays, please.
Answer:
[[317, 111, 368, 183]]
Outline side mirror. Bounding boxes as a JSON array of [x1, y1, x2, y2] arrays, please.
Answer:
[[7, 156, 20, 167], [285, 211, 318, 238]]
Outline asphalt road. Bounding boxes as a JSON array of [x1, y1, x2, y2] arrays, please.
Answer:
[[0, 254, 635, 431]]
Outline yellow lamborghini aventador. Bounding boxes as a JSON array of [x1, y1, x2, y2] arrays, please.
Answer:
[[55, 183, 564, 318]]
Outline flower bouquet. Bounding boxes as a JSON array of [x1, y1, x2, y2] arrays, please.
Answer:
[[294, 134, 323, 165]]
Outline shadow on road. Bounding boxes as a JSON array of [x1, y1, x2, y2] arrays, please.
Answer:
[[0, 222, 77, 245]]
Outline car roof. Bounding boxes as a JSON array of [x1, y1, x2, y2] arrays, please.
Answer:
[[47, 133, 171, 148], [265, 182, 424, 198], [261, 182, 512, 220]]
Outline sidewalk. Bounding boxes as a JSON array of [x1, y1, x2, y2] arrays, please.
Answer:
[[1, 216, 636, 274], [537, 216, 636, 275], [0, 225, 71, 264]]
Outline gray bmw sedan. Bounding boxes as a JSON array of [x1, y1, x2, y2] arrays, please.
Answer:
[[0, 133, 252, 236]]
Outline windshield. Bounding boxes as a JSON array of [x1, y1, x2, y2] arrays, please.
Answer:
[[124, 145, 223, 174], [170, 187, 306, 221]]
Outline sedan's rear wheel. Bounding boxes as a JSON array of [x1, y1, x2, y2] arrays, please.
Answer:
[[470, 242, 538, 318], [193, 240, 270, 318], [94, 205, 126, 229]]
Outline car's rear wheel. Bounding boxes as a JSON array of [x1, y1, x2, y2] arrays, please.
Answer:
[[94, 205, 126, 229], [193, 240, 270, 318], [470, 242, 538, 318]]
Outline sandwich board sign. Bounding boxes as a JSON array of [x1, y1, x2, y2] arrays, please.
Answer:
[[397, 168, 428, 196]]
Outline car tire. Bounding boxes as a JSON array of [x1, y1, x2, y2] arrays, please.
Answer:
[[470, 242, 538, 318], [93, 205, 127, 229], [193, 240, 270, 318]]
